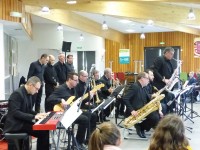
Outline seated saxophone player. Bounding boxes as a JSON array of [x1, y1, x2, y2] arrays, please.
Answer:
[[145, 69, 167, 116], [123, 72, 160, 138], [46, 72, 94, 149], [99, 68, 114, 121], [150, 47, 176, 113]]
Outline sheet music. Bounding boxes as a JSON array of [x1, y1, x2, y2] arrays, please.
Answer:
[[61, 99, 82, 129], [91, 99, 105, 113]]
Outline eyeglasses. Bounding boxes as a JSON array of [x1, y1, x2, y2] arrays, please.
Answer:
[[72, 79, 79, 82], [32, 84, 40, 91]]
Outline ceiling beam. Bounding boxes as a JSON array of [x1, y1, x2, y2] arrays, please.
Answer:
[[22, 1, 200, 27], [25, 5, 126, 43]]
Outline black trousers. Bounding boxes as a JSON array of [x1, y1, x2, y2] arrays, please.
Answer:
[[161, 92, 175, 113], [45, 84, 55, 112], [33, 85, 43, 113], [20, 123, 49, 150], [74, 111, 97, 144], [139, 111, 160, 131]]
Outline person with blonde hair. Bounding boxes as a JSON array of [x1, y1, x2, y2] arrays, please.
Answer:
[[148, 114, 192, 150], [88, 122, 121, 150]]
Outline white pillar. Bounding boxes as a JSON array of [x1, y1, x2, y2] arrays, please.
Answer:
[[0, 24, 5, 99]]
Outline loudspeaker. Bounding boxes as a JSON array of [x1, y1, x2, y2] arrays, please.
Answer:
[[62, 41, 71, 52]]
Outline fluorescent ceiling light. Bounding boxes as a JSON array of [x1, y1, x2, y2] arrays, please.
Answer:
[[118, 19, 132, 24], [66, 0, 77, 4], [126, 29, 135, 33]]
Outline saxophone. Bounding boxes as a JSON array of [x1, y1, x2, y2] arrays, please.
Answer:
[[123, 94, 165, 128], [165, 59, 182, 91]]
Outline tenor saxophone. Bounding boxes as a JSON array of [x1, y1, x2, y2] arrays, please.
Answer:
[[123, 94, 165, 128], [92, 79, 101, 104]]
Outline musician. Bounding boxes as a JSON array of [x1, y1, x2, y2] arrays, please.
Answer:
[[123, 72, 160, 138], [46, 72, 93, 149], [145, 69, 167, 116], [75, 70, 97, 143], [3, 76, 49, 150], [150, 47, 176, 113], [27, 53, 49, 113], [99, 68, 114, 121], [43, 55, 59, 112], [54, 53, 68, 85]]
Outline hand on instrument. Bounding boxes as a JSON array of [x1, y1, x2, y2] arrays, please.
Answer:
[[108, 88, 113, 93], [131, 110, 138, 117], [61, 98, 70, 109], [35, 113, 47, 120], [159, 110, 164, 118], [89, 91, 94, 99]]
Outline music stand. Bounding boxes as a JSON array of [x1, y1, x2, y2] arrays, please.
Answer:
[[60, 99, 83, 150]]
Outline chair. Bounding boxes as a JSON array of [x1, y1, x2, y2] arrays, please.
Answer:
[[4, 133, 31, 150]]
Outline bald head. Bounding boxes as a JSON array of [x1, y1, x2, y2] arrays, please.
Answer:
[[48, 55, 55, 65]]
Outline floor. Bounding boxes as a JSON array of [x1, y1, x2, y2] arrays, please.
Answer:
[[33, 96, 200, 150]]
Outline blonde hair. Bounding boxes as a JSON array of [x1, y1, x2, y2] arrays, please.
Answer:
[[88, 122, 121, 150]]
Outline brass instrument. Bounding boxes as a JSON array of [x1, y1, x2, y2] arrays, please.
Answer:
[[123, 94, 165, 128], [92, 79, 101, 104]]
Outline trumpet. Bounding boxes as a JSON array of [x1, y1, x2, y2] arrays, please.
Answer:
[[92, 79, 101, 104]]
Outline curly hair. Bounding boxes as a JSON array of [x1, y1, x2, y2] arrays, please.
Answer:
[[148, 114, 189, 150]]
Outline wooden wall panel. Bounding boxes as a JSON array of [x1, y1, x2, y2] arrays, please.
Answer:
[[105, 32, 200, 74], [0, 0, 22, 23]]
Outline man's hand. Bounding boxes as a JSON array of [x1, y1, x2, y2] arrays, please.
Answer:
[[131, 110, 138, 117], [61, 98, 70, 109], [35, 113, 48, 120], [108, 88, 113, 93]]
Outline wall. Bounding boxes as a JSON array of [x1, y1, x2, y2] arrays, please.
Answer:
[[63, 31, 105, 76], [105, 32, 200, 73]]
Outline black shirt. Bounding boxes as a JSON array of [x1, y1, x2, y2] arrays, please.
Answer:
[[43, 63, 58, 86], [99, 75, 112, 99], [27, 60, 45, 82], [47, 83, 76, 111], [54, 61, 68, 85], [123, 81, 150, 115], [66, 63, 75, 74]]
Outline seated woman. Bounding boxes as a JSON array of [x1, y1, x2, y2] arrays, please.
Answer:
[[88, 122, 121, 150], [148, 114, 192, 150]]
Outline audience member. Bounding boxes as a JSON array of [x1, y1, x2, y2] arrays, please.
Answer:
[[148, 114, 192, 150], [88, 122, 121, 150]]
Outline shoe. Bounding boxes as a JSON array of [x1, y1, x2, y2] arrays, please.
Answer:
[[117, 114, 124, 119], [140, 130, 146, 138], [135, 124, 146, 138], [103, 117, 110, 122], [75, 142, 87, 150]]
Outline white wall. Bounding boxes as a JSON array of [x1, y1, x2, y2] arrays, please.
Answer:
[[18, 24, 105, 79], [63, 31, 105, 76], [0, 23, 5, 99]]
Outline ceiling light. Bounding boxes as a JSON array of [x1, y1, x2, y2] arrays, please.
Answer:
[[126, 29, 135, 33], [102, 21, 108, 30], [57, 24, 63, 31], [66, 0, 77, 4], [80, 34, 84, 41], [140, 33, 145, 39], [41, 6, 50, 13], [118, 19, 132, 24], [188, 8, 196, 20], [147, 20, 154, 26]]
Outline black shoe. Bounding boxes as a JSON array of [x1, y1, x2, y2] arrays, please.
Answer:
[[140, 130, 146, 138], [135, 124, 146, 138], [118, 114, 124, 119]]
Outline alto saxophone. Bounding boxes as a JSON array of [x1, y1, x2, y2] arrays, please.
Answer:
[[123, 94, 165, 128]]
